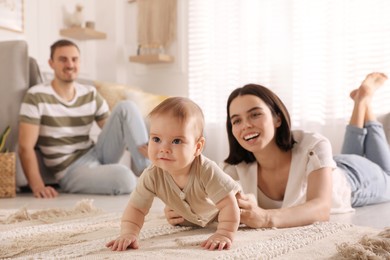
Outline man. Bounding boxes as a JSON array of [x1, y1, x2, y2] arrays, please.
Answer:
[[18, 39, 149, 198]]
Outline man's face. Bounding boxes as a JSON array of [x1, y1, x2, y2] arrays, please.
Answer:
[[49, 45, 80, 83]]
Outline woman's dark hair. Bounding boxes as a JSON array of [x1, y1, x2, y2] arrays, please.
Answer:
[[225, 84, 296, 164]]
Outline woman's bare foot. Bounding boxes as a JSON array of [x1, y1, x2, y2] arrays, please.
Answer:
[[350, 72, 387, 101], [350, 89, 358, 100], [359, 72, 387, 97]]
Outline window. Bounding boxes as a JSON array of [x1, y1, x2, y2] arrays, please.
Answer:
[[189, 0, 390, 159]]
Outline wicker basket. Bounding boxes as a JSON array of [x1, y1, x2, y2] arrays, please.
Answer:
[[0, 152, 16, 198]]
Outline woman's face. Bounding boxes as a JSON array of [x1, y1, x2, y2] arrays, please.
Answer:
[[229, 94, 281, 153]]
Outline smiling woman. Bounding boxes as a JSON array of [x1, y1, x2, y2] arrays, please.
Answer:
[[220, 77, 390, 229]]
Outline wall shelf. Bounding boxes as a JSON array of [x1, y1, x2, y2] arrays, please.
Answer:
[[129, 54, 174, 64], [60, 27, 107, 40]]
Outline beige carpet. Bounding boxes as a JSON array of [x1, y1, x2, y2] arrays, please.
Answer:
[[0, 200, 389, 260]]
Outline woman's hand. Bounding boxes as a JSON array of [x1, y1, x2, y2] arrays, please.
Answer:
[[164, 206, 185, 226], [237, 193, 270, 228], [237, 167, 332, 228]]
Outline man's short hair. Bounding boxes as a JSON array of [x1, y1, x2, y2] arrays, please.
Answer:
[[50, 39, 80, 60]]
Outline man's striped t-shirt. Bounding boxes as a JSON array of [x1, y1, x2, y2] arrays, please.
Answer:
[[19, 82, 110, 176]]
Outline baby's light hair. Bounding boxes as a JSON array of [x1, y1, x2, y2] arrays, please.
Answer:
[[148, 97, 205, 137]]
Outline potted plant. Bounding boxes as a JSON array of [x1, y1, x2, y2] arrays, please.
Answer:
[[0, 125, 10, 153], [0, 125, 16, 198]]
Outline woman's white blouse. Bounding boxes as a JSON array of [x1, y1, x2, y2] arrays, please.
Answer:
[[221, 130, 354, 214]]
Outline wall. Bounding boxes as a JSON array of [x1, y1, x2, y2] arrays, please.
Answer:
[[122, 0, 188, 96], [0, 0, 188, 96]]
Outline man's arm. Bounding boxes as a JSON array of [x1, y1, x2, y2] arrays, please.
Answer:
[[18, 122, 58, 198]]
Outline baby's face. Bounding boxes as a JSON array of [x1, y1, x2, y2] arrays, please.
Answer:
[[148, 114, 202, 175]]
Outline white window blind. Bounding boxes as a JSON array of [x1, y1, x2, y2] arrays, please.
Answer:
[[189, 0, 390, 157]]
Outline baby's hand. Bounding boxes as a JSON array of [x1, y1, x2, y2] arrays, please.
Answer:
[[200, 233, 232, 250], [105, 234, 139, 251]]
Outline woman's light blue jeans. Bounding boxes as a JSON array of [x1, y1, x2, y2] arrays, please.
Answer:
[[334, 121, 390, 207], [59, 101, 150, 195]]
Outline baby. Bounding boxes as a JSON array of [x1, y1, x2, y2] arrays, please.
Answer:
[[106, 97, 241, 251]]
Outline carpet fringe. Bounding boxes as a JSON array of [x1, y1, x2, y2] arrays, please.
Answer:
[[0, 199, 102, 224], [336, 227, 390, 259]]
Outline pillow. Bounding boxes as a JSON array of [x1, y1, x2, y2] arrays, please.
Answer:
[[93, 80, 167, 118]]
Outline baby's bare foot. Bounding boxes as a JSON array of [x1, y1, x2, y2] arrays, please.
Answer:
[[359, 72, 388, 97]]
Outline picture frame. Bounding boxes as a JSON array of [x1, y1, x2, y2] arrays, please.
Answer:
[[0, 0, 24, 33]]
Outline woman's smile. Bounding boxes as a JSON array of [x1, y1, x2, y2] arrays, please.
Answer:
[[243, 132, 260, 141]]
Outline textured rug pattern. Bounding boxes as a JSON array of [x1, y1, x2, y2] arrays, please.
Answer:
[[0, 201, 386, 260]]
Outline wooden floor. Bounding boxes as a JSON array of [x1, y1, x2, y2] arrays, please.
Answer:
[[1, 193, 389, 229]]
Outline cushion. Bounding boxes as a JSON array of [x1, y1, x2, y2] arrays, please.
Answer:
[[93, 81, 168, 118]]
